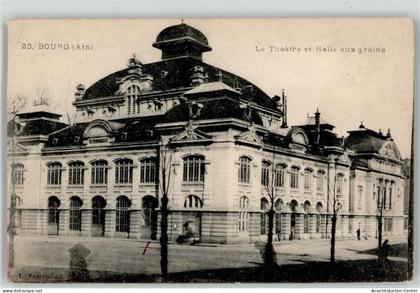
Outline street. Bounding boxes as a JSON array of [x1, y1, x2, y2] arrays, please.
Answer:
[[10, 234, 409, 282]]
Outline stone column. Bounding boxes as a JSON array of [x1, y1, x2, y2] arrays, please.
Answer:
[[104, 210, 116, 238], [40, 209, 49, 235], [308, 214, 317, 239], [129, 210, 141, 239], [295, 213, 304, 240], [58, 209, 69, 236], [282, 213, 290, 240], [81, 210, 92, 237]]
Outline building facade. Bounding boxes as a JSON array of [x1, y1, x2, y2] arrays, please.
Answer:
[[7, 23, 407, 244]]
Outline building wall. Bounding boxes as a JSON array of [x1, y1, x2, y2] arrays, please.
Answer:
[[9, 129, 407, 244]]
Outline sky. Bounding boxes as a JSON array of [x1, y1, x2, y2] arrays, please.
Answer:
[[7, 18, 414, 157]]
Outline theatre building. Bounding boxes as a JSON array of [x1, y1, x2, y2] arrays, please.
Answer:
[[7, 23, 407, 244]]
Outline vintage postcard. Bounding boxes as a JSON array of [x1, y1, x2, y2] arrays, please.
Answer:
[[6, 18, 414, 283]]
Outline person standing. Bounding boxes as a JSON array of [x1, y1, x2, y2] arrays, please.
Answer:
[[356, 228, 361, 241]]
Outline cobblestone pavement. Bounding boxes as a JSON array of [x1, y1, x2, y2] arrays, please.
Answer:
[[11, 234, 408, 278]]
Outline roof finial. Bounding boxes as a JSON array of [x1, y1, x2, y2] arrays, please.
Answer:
[[378, 128, 382, 135], [359, 121, 365, 129], [386, 128, 391, 138], [216, 70, 223, 82], [181, 19, 184, 24]]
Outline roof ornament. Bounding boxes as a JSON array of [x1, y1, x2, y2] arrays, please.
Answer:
[[75, 84, 86, 101], [216, 70, 223, 82], [386, 128, 392, 139], [191, 65, 206, 86], [127, 53, 143, 74], [359, 121, 365, 129], [378, 128, 382, 135]]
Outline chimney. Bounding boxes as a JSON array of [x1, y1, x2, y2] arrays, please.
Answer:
[[315, 108, 321, 144], [281, 89, 288, 128], [386, 128, 392, 139]]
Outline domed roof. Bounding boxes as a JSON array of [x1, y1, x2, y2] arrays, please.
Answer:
[[155, 23, 209, 46]]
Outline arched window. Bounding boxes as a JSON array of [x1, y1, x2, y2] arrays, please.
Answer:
[[127, 85, 140, 115], [275, 199, 284, 211], [48, 196, 60, 225], [290, 166, 300, 189], [260, 198, 269, 235], [115, 159, 133, 184], [261, 161, 271, 186], [68, 161, 84, 185], [142, 195, 158, 225], [69, 196, 82, 231], [317, 170, 325, 192], [336, 173, 344, 194], [304, 168, 313, 190], [12, 163, 25, 185], [184, 195, 203, 208], [303, 201, 311, 234], [91, 160, 108, 184], [92, 196, 106, 226], [316, 202, 323, 234], [274, 164, 286, 187], [183, 155, 205, 182], [290, 200, 299, 212], [116, 196, 131, 232], [140, 158, 157, 184], [238, 156, 251, 183], [47, 162, 62, 185], [238, 196, 250, 232], [260, 198, 269, 210]]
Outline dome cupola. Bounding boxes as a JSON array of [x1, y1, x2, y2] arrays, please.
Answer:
[[153, 22, 212, 61]]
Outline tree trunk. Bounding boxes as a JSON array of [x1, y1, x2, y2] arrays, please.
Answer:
[[264, 209, 277, 266], [160, 196, 168, 276], [330, 214, 337, 264], [377, 215, 383, 249]]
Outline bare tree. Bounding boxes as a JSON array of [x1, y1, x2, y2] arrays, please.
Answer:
[[158, 142, 173, 277], [7, 95, 27, 269], [376, 180, 386, 250], [262, 155, 281, 266], [328, 156, 341, 264]]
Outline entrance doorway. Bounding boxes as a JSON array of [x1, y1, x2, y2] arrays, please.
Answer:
[[48, 196, 60, 235], [92, 196, 106, 237], [289, 200, 299, 240], [142, 196, 158, 240]]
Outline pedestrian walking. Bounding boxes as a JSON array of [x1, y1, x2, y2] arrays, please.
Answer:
[[378, 239, 391, 264], [356, 228, 361, 241]]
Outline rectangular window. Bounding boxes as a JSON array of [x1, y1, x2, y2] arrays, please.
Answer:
[[304, 170, 312, 190], [183, 156, 204, 182], [316, 173, 324, 192], [68, 163, 84, 185], [261, 163, 270, 186], [290, 171, 299, 189], [47, 164, 62, 185], [140, 159, 157, 183], [115, 161, 133, 184], [13, 165, 25, 185], [238, 157, 251, 183], [316, 214, 321, 233], [91, 162, 108, 184], [304, 214, 309, 233], [336, 175, 343, 194], [275, 167, 285, 187], [69, 208, 81, 231], [260, 213, 266, 235]]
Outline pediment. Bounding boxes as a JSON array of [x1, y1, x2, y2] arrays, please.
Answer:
[[7, 141, 28, 154], [235, 125, 263, 147], [170, 122, 212, 144], [379, 141, 401, 161]]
